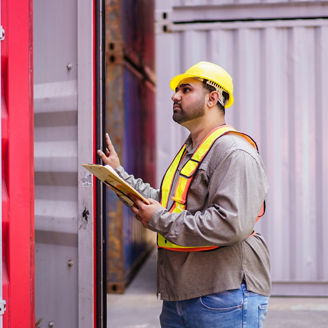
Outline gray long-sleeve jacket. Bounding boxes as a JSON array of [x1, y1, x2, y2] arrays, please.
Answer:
[[116, 133, 271, 301]]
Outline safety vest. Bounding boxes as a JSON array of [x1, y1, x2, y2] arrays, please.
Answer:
[[158, 125, 264, 252]]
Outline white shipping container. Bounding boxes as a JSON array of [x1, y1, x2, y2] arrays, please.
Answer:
[[156, 0, 328, 296]]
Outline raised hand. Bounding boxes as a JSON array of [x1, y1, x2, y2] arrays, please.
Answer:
[[97, 133, 121, 169]]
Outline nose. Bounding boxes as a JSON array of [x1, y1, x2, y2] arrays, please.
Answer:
[[171, 91, 181, 102]]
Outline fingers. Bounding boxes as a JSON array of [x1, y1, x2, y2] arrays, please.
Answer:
[[130, 205, 143, 225], [130, 198, 144, 217], [97, 149, 107, 162], [130, 205, 138, 215], [105, 133, 116, 154], [96, 132, 121, 167], [133, 198, 145, 209], [148, 198, 158, 205]]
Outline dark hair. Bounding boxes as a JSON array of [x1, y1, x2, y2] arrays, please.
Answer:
[[202, 80, 227, 115]]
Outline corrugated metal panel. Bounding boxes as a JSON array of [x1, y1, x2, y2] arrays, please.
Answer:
[[173, 0, 324, 5], [156, 3, 328, 295], [34, 0, 95, 326], [34, 0, 79, 318]]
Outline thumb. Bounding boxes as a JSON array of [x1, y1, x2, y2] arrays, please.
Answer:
[[148, 198, 160, 206]]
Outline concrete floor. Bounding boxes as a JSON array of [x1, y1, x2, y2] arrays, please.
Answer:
[[107, 250, 328, 328]]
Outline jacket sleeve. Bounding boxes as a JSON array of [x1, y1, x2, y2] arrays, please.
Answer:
[[115, 166, 160, 201], [148, 149, 268, 246]]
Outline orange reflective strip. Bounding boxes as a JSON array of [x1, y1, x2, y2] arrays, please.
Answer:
[[227, 131, 258, 151], [180, 177, 193, 204], [160, 145, 186, 208], [170, 202, 177, 212], [256, 203, 265, 223], [158, 246, 218, 252]]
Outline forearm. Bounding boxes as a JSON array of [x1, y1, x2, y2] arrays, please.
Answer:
[[149, 202, 262, 247], [115, 166, 160, 201]]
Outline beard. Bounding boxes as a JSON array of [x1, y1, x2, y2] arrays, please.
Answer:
[[172, 100, 205, 124]]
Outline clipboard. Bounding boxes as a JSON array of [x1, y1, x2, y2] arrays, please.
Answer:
[[82, 164, 150, 206]]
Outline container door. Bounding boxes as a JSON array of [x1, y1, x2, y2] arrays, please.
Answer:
[[34, 0, 98, 326], [0, 2, 3, 327]]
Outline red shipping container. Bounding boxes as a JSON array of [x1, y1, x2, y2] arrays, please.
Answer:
[[1, 0, 35, 327]]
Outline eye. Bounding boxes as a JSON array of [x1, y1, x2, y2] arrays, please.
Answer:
[[182, 87, 191, 93]]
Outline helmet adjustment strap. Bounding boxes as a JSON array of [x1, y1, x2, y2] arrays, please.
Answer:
[[198, 78, 228, 107]]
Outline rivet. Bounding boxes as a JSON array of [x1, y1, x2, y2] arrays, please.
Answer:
[[66, 63, 73, 71]]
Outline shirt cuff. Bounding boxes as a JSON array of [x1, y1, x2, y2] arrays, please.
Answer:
[[148, 207, 168, 233]]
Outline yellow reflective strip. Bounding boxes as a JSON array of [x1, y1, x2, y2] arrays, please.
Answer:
[[180, 159, 199, 177], [192, 126, 236, 162], [158, 233, 183, 248], [161, 146, 186, 207], [158, 233, 211, 249], [157, 233, 167, 247], [172, 201, 185, 213], [172, 176, 189, 204]]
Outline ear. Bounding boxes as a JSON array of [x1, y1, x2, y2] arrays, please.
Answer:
[[207, 91, 219, 108]]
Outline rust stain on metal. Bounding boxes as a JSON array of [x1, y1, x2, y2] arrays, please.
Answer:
[[105, 0, 125, 290], [105, 0, 156, 294]]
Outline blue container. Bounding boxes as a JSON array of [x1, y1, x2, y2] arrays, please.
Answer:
[[105, 0, 155, 293]]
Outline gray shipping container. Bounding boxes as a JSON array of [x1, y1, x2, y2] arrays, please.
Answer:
[[34, 0, 96, 326], [34, 0, 156, 326]]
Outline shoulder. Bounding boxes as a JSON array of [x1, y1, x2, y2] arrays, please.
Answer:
[[201, 132, 264, 174], [208, 132, 260, 160]]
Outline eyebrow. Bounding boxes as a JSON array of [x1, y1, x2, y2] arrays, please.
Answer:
[[175, 83, 192, 92]]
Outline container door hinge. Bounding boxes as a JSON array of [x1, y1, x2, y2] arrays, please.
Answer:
[[0, 26, 5, 41], [0, 299, 6, 316]]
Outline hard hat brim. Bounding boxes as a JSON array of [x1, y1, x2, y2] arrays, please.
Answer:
[[169, 73, 198, 91], [170, 73, 234, 108]]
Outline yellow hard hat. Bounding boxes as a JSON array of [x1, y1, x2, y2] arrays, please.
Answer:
[[170, 61, 234, 108]]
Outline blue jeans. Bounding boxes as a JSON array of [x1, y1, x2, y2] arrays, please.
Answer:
[[160, 283, 269, 328]]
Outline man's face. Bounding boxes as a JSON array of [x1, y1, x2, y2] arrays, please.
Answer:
[[171, 78, 207, 125]]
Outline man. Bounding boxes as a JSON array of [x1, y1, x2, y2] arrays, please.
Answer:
[[98, 61, 271, 328]]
